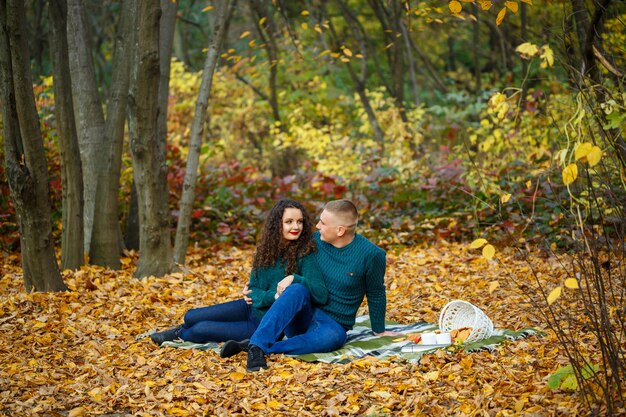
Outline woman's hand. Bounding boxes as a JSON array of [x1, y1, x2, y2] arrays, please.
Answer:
[[275, 275, 295, 297], [242, 285, 252, 305]]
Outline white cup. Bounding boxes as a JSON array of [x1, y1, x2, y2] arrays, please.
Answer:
[[421, 332, 437, 345], [436, 332, 452, 345]]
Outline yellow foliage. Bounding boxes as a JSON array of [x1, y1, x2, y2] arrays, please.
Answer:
[[482, 244, 496, 260], [516, 42, 539, 59], [547, 286, 562, 305], [449, 1, 462, 13], [496, 7, 507, 25], [540, 45, 554, 68], [576, 143, 603, 167], [505, 1, 519, 13], [479, 1, 493, 10], [575, 142, 593, 161], [562, 164, 578, 186], [462, 88, 574, 201], [469, 238, 488, 249], [586, 146, 602, 166]]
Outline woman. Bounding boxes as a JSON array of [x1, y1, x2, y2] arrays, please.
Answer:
[[150, 198, 327, 346]]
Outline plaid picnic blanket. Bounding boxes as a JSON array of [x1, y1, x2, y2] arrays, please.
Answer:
[[147, 315, 542, 364]]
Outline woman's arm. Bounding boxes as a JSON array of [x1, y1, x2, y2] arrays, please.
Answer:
[[247, 269, 279, 309]]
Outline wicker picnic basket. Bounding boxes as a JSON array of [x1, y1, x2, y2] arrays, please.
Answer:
[[438, 300, 494, 343]]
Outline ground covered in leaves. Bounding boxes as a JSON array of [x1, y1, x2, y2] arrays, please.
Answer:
[[0, 242, 601, 416]]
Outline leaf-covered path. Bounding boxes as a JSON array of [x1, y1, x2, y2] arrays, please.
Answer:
[[1, 243, 591, 416]]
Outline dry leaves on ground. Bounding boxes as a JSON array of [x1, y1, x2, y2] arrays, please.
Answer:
[[0, 243, 598, 416]]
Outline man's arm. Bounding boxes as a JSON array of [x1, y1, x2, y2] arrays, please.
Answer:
[[365, 248, 387, 333], [291, 254, 329, 305]]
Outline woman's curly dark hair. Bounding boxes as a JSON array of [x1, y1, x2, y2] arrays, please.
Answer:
[[252, 199, 317, 275]]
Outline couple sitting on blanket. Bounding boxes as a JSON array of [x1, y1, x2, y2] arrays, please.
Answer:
[[150, 198, 399, 372]]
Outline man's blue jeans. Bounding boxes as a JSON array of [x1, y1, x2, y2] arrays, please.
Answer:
[[179, 299, 261, 343], [249, 284, 347, 355]]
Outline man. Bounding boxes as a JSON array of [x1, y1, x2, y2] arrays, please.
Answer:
[[221, 199, 397, 372]]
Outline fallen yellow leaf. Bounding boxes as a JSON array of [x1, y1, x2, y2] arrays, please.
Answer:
[[482, 244, 496, 260], [230, 371, 245, 381], [423, 370, 439, 381], [564, 278, 579, 289], [469, 238, 488, 249], [68, 407, 86, 417], [267, 400, 283, 409], [547, 286, 562, 305]]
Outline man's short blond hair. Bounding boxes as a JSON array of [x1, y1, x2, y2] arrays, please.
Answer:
[[324, 199, 358, 231]]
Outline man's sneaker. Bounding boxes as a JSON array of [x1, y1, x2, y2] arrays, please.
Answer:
[[220, 339, 249, 358], [150, 325, 183, 346], [246, 344, 267, 372]]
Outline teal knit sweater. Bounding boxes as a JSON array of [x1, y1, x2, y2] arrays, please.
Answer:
[[248, 252, 328, 319], [314, 232, 387, 333]]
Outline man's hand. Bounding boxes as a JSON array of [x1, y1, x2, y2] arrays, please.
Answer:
[[276, 275, 295, 297], [242, 285, 252, 305], [374, 330, 403, 337]]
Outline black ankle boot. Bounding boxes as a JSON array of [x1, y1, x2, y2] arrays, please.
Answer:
[[246, 344, 267, 372], [220, 339, 249, 358], [150, 325, 183, 346]]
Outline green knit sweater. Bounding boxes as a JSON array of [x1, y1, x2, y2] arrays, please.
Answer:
[[314, 232, 387, 333], [248, 252, 328, 319]]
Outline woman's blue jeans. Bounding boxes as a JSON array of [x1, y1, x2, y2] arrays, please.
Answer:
[[249, 284, 347, 355], [179, 298, 261, 343]]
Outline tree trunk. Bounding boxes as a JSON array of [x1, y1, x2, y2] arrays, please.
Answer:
[[366, 0, 405, 111], [48, 0, 84, 270], [174, 0, 235, 264], [247, 0, 300, 177], [124, 181, 140, 251], [570, 0, 590, 74], [89, 0, 136, 268], [481, 18, 508, 75], [129, 0, 174, 278], [67, 0, 106, 255], [157, 0, 178, 154], [26, 0, 47, 78], [446, 34, 455, 71], [399, 18, 419, 107], [0, 0, 66, 291]]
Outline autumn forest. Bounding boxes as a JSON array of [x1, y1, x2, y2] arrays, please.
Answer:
[[0, 0, 625, 415]]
